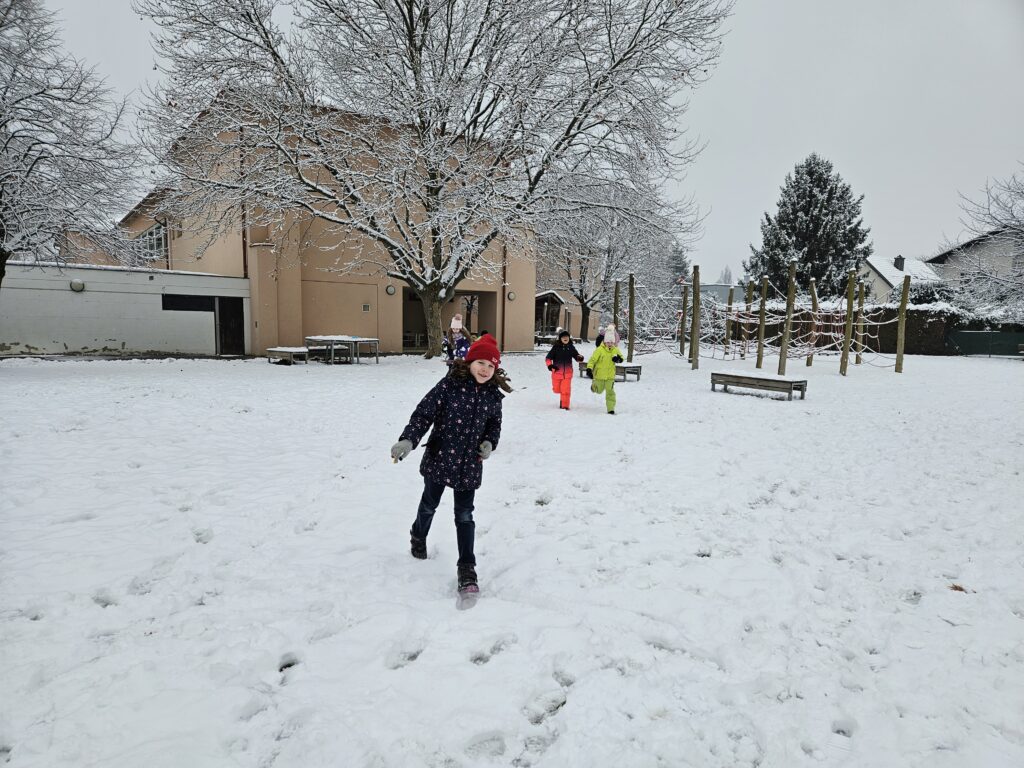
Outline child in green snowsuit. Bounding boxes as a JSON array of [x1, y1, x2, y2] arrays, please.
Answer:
[[587, 327, 624, 414]]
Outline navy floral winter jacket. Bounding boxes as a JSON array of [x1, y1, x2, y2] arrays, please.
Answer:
[[398, 371, 504, 490]]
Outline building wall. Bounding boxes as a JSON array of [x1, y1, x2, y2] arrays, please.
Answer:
[[858, 265, 894, 302], [0, 263, 250, 356], [933, 237, 1019, 280], [77, 202, 537, 355]]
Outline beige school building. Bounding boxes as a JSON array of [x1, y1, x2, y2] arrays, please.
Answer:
[[72, 189, 537, 357]]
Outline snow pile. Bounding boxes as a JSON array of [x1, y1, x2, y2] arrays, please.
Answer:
[[1, 352, 1022, 767]]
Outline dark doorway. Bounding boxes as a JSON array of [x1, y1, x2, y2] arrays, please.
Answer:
[[216, 297, 245, 355]]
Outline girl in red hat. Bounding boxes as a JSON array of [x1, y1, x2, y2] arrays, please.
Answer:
[[390, 334, 510, 597]]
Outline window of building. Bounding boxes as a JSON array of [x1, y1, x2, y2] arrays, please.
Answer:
[[162, 294, 214, 312], [137, 223, 168, 261]]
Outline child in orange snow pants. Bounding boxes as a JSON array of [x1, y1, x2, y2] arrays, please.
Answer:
[[545, 330, 585, 410]]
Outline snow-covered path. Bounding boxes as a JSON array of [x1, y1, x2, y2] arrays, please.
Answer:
[[2, 352, 1022, 767]]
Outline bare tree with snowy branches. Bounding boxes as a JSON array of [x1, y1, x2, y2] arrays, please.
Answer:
[[955, 165, 1024, 320], [134, 0, 729, 355], [0, 0, 139, 294], [536, 175, 695, 340]]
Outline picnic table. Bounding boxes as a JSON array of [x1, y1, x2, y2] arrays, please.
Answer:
[[304, 335, 380, 364]]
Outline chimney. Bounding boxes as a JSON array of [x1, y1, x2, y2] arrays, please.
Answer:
[[893, 255, 905, 271]]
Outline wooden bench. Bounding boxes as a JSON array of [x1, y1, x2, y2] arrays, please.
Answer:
[[267, 346, 310, 365], [577, 361, 643, 381], [615, 363, 642, 382], [711, 372, 807, 400]]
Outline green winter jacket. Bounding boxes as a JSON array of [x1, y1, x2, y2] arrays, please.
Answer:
[[587, 344, 624, 380]]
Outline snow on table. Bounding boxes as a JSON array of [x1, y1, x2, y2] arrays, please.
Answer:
[[1, 353, 1022, 767]]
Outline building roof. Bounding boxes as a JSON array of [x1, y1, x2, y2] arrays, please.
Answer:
[[926, 228, 1009, 264], [864, 255, 941, 289], [535, 289, 566, 303]]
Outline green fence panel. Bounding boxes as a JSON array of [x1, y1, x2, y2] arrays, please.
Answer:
[[946, 330, 1024, 356]]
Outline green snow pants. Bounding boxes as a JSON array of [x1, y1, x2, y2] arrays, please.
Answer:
[[591, 377, 616, 412]]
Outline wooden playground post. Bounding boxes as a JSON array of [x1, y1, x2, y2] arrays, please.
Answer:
[[627, 272, 636, 363], [806, 278, 820, 367], [778, 260, 797, 376], [741, 280, 754, 359], [613, 281, 621, 329], [855, 280, 866, 365], [724, 286, 735, 356], [755, 276, 768, 369], [679, 284, 689, 356], [895, 275, 911, 373], [839, 270, 856, 376], [689, 265, 701, 370]]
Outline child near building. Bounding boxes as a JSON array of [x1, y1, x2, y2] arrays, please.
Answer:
[[390, 334, 508, 595], [441, 314, 472, 363], [545, 329, 584, 410], [586, 325, 624, 415]]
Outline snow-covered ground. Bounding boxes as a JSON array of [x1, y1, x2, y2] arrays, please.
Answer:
[[2, 350, 1022, 767]]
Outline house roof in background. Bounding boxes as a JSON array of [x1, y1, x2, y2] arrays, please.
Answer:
[[865, 254, 942, 288], [927, 228, 1009, 264]]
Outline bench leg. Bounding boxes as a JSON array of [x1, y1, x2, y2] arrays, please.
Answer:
[[711, 382, 716, 392], [788, 390, 793, 401], [800, 388, 806, 400]]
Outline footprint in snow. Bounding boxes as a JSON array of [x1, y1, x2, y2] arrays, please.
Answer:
[[552, 668, 574, 689], [832, 717, 858, 738], [278, 652, 302, 684], [523, 690, 567, 725], [465, 732, 506, 759], [470, 633, 517, 665], [92, 589, 118, 608], [385, 645, 424, 670]]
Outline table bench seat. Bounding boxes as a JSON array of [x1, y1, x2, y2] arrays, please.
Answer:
[[267, 346, 310, 364], [710, 372, 807, 400], [577, 361, 643, 381]]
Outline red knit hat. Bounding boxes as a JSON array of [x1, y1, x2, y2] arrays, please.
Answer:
[[465, 333, 501, 366]]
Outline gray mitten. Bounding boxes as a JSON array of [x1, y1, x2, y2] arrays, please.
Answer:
[[391, 439, 413, 462], [478, 440, 493, 460]]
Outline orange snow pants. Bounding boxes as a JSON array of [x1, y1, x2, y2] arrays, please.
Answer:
[[550, 369, 574, 408]]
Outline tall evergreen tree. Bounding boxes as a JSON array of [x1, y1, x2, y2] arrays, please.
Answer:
[[744, 153, 872, 296], [666, 238, 692, 295]]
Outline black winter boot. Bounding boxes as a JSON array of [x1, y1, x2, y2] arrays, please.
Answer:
[[457, 564, 478, 590], [410, 534, 427, 559]]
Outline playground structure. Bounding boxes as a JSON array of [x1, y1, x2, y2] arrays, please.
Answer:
[[609, 263, 914, 375]]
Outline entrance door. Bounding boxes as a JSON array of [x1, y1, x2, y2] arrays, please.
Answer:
[[216, 297, 245, 355]]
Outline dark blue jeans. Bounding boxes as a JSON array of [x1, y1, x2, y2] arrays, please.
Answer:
[[411, 478, 476, 566]]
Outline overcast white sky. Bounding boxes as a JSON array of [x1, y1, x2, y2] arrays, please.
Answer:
[[46, 0, 1024, 280]]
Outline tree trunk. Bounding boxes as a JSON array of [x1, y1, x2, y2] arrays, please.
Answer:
[[578, 301, 592, 342], [421, 289, 445, 359], [0, 251, 7, 295]]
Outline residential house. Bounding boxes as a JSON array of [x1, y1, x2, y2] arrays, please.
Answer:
[[925, 228, 1021, 281], [860, 254, 942, 301]]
